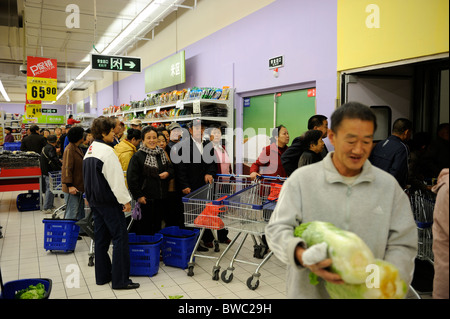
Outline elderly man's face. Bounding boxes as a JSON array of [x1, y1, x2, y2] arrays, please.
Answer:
[[328, 118, 374, 177]]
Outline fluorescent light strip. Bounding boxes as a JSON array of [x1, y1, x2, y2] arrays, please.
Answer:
[[76, 65, 91, 80], [56, 80, 75, 101], [102, 1, 160, 55], [0, 80, 11, 102], [60, 0, 179, 102]]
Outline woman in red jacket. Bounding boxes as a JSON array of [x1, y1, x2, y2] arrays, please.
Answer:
[[67, 114, 81, 125], [250, 125, 290, 179]]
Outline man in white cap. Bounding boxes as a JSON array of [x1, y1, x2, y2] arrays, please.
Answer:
[[130, 119, 143, 131]]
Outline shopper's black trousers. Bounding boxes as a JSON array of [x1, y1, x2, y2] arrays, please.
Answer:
[[92, 205, 131, 289]]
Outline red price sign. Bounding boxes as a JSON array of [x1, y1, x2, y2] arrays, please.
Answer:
[[26, 56, 58, 101]]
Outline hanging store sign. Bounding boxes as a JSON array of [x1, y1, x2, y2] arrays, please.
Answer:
[[26, 56, 58, 101], [91, 54, 142, 73], [145, 50, 186, 93], [25, 96, 42, 118], [269, 55, 284, 70]]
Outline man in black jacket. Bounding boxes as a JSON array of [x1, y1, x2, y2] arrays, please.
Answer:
[[171, 119, 218, 250], [39, 135, 62, 213], [21, 124, 47, 154], [369, 118, 412, 189], [281, 115, 329, 176]]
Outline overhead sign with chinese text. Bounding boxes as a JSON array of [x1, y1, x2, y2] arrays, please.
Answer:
[[269, 55, 284, 70], [26, 56, 58, 101], [91, 54, 142, 73], [145, 50, 186, 93]]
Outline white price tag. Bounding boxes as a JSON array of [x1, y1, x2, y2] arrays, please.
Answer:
[[193, 100, 201, 114], [156, 106, 161, 113], [176, 100, 184, 109]]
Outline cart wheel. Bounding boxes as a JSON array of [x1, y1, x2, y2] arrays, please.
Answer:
[[214, 240, 220, 252], [187, 266, 194, 277], [221, 270, 234, 283], [88, 256, 94, 267], [246, 276, 260, 290], [212, 268, 220, 281], [253, 245, 262, 258]]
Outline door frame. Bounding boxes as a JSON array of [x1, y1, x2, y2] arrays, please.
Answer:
[[235, 81, 316, 174]]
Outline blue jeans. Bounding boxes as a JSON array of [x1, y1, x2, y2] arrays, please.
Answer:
[[43, 175, 54, 210], [64, 192, 85, 220]]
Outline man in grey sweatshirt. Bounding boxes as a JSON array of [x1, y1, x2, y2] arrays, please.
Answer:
[[265, 102, 418, 299]]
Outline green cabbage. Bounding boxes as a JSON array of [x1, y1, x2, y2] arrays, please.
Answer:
[[15, 283, 46, 299], [325, 259, 408, 299], [294, 221, 408, 299], [294, 221, 375, 284]]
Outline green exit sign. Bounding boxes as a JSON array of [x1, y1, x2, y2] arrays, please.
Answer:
[[91, 54, 141, 73]]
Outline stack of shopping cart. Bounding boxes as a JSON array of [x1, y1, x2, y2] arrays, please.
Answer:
[[407, 189, 436, 263]]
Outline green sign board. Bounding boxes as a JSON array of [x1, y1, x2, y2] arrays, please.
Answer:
[[23, 115, 65, 125], [145, 51, 186, 93]]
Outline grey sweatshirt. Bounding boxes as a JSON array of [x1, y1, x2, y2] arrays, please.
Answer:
[[265, 152, 418, 299]]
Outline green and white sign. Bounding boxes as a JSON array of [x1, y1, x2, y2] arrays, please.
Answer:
[[91, 54, 141, 73], [145, 51, 186, 93], [23, 115, 65, 124]]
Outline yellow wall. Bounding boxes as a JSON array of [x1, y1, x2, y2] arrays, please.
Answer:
[[337, 0, 449, 71]]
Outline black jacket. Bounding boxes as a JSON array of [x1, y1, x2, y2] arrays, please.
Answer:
[[21, 133, 46, 154], [171, 136, 217, 192], [127, 148, 175, 201], [39, 143, 62, 175], [369, 135, 409, 188], [281, 136, 328, 176]]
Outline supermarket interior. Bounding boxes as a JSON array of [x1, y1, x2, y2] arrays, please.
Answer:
[[0, 0, 448, 304]]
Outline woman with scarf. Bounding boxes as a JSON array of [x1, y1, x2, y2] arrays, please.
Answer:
[[127, 126, 174, 235]]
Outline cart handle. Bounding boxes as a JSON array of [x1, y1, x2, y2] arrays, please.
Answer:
[[257, 175, 287, 181]]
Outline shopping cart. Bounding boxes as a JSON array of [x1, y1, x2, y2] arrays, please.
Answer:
[[406, 188, 436, 263], [213, 176, 286, 290], [182, 174, 253, 276], [48, 171, 66, 219]]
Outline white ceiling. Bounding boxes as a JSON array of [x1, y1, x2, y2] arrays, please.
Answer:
[[0, 0, 189, 102]]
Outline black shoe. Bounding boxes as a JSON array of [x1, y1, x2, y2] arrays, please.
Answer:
[[114, 282, 140, 290], [197, 245, 209, 252]]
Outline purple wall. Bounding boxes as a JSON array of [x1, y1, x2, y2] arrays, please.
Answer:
[[99, 0, 338, 128]]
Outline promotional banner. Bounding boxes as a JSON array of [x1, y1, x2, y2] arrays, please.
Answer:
[[25, 96, 42, 120], [26, 56, 58, 101]]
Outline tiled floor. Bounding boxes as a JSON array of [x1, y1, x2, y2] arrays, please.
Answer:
[[0, 191, 431, 300], [0, 191, 287, 300]]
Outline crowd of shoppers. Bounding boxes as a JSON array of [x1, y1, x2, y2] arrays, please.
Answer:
[[7, 105, 446, 298]]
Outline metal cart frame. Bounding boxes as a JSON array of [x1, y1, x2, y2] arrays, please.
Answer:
[[212, 176, 285, 290], [182, 175, 253, 277]]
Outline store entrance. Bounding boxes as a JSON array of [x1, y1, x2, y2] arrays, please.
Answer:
[[241, 88, 316, 174], [340, 56, 449, 141]]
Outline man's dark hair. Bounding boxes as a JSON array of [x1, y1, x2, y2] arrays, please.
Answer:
[[330, 102, 377, 133], [30, 125, 40, 134], [47, 134, 57, 144], [392, 118, 412, 134], [126, 128, 142, 141], [307, 115, 327, 130], [91, 117, 117, 140], [300, 130, 323, 150], [68, 126, 85, 143]]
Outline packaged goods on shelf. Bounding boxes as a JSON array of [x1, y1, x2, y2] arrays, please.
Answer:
[[0, 150, 40, 168]]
